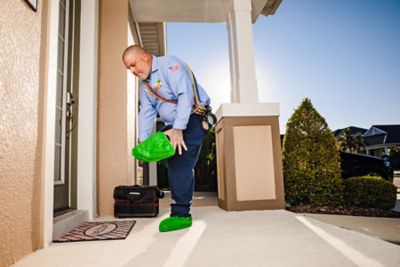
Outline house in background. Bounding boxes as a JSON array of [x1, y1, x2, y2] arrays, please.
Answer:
[[333, 126, 367, 138], [334, 125, 400, 157], [363, 125, 400, 157]]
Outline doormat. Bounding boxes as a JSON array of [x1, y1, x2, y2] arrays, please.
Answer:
[[53, 220, 136, 243]]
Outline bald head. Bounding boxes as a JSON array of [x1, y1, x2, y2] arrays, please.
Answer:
[[122, 45, 153, 80], [122, 45, 147, 61]]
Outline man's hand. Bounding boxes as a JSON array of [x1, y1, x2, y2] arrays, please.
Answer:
[[164, 128, 187, 155]]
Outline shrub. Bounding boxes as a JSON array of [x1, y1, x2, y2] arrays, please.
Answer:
[[195, 128, 217, 191], [344, 176, 397, 210], [283, 98, 343, 206]]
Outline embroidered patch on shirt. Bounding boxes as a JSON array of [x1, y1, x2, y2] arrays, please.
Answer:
[[168, 64, 180, 72], [154, 79, 162, 90]]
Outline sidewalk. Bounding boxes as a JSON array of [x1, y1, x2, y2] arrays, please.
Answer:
[[14, 195, 400, 267]]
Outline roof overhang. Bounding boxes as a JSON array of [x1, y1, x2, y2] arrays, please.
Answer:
[[129, 0, 282, 23], [260, 0, 282, 16], [128, 0, 282, 56]]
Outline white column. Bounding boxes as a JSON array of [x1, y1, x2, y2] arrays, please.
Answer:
[[77, 0, 99, 219], [43, 0, 60, 248], [227, 0, 259, 103]]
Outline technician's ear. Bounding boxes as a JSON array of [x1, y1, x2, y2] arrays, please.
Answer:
[[141, 53, 151, 63]]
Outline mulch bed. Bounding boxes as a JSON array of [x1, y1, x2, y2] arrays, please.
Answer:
[[286, 205, 400, 218]]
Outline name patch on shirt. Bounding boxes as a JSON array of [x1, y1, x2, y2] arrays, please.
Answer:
[[168, 64, 180, 73]]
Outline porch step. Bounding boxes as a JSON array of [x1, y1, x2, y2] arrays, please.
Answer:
[[53, 210, 89, 240]]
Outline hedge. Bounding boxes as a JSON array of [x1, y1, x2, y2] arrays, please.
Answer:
[[344, 176, 397, 210]]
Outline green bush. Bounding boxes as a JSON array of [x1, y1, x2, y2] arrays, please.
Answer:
[[283, 98, 344, 206], [195, 128, 217, 191], [344, 176, 397, 210]]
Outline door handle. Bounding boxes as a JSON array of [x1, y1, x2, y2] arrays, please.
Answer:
[[67, 91, 75, 106], [66, 91, 75, 138]]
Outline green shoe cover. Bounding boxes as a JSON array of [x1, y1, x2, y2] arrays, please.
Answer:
[[159, 216, 192, 232]]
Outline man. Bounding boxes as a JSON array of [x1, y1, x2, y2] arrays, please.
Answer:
[[122, 45, 210, 232]]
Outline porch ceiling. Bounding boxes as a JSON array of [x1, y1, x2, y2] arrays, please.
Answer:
[[129, 0, 282, 23]]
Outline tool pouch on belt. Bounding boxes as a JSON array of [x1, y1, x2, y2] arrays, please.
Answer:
[[113, 185, 165, 218]]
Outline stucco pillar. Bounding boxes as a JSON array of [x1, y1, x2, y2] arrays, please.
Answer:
[[97, 0, 130, 216], [216, 0, 285, 211], [227, 0, 258, 103]]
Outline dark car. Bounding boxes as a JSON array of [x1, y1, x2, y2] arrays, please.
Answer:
[[340, 151, 393, 182]]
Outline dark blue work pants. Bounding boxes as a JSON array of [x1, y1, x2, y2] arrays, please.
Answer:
[[166, 114, 206, 217]]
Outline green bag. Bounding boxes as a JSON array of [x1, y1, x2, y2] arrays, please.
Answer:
[[132, 132, 175, 162]]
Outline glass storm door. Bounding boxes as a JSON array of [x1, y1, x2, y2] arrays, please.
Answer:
[[54, 0, 78, 212]]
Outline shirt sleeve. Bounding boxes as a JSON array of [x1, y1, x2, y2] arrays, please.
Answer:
[[138, 85, 157, 141], [198, 84, 211, 106], [167, 63, 195, 130]]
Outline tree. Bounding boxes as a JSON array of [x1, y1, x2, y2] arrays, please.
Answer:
[[338, 129, 365, 153], [338, 128, 354, 152], [282, 98, 343, 206], [352, 132, 366, 153]]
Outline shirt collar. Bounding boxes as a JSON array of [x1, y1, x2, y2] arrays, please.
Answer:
[[145, 56, 159, 82], [150, 55, 159, 75]]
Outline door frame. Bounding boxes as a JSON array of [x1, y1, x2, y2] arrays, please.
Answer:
[[42, 0, 99, 247], [53, 0, 72, 211]]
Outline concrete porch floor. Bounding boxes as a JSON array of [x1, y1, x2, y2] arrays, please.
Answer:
[[14, 193, 400, 267]]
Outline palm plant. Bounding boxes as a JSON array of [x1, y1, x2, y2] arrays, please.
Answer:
[[337, 129, 365, 153], [352, 132, 365, 153], [338, 128, 355, 152]]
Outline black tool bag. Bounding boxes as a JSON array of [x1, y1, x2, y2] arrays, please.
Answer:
[[113, 185, 164, 218]]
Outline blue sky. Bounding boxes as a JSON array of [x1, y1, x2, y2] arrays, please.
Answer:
[[167, 0, 400, 133]]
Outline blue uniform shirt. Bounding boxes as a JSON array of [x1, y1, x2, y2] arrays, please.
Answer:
[[138, 55, 210, 141]]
